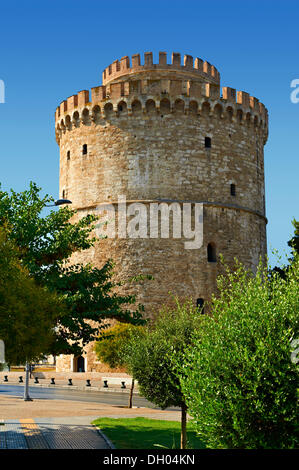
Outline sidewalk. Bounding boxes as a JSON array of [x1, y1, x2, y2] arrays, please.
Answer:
[[0, 394, 181, 449], [0, 416, 110, 449]]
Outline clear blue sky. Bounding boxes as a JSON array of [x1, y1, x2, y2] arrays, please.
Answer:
[[0, 0, 298, 266]]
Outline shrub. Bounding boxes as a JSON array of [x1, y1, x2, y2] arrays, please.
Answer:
[[179, 257, 299, 449], [94, 322, 144, 369]]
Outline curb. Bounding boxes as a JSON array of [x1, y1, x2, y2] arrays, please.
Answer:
[[93, 425, 116, 449]]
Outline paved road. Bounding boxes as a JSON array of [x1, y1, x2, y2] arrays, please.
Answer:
[[0, 384, 177, 410]]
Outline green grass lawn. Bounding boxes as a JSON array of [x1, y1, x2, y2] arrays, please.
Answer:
[[92, 417, 205, 449]]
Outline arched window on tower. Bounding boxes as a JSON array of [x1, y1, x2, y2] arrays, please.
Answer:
[[207, 243, 217, 262], [67, 151, 70, 160], [82, 144, 87, 155], [196, 298, 205, 314], [230, 183, 236, 196]]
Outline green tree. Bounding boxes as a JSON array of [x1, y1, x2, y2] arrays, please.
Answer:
[[179, 257, 299, 449], [0, 229, 65, 365], [288, 218, 299, 260], [0, 182, 146, 357], [269, 218, 299, 280], [94, 322, 145, 407], [124, 300, 203, 449], [94, 322, 143, 369]]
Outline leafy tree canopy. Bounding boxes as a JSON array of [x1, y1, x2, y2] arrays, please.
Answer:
[[0, 228, 65, 364], [288, 218, 299, 260], [269, 218, 299, 280], [94, 322, 144, 369], [124, 300, 203, 448], [0, 183, 147, 357]]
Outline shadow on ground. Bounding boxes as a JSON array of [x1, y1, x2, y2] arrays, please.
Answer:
[[92, 417, 205, 449]]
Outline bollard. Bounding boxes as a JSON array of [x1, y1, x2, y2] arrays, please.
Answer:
[[50, 378, 55, 385], [68, 378, 73, 386], [121, 381, 126, 389], [86, 379, 91, 387], [103, 380, 108, 388], [19, 376, 23, 383], [34, 377, 39, 384], [4, 376, 8, 382]]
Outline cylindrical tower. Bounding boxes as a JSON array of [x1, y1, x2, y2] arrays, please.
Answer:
[[55, 51, 268, 372]]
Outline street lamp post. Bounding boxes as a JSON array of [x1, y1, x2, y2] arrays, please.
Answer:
[[24, 362, 33, 401], [0, 340, 5, 364], [23, 198, 72, 402], [45, 199, 72, 207]]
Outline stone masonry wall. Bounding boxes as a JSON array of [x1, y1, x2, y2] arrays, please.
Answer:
[[55, 51, 268, 372]]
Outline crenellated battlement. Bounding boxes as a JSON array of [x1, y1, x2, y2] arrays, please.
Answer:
[[101, 51, 220, 86], [55, 51, 268, 145], [55, 78, 268, 145]]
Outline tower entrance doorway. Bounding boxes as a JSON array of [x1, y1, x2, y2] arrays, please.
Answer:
[[75, 356, 85, 372]]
